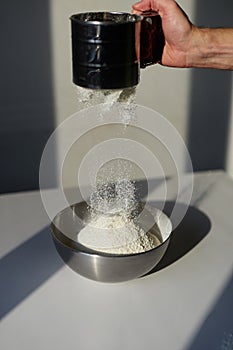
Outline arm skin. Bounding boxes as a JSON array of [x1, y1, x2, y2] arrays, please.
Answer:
[[133, 0, 233, 70]]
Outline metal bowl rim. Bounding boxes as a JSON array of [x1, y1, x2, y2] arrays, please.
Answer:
[[50, 202, 172, 258], [51, 223, 171, 258]]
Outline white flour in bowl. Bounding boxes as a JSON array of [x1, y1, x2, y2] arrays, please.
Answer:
[[78, 212, 160, 254], [77, 179, 161, 254]]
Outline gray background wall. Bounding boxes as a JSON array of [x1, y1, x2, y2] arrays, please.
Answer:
[[0, 0, 56, 193], [0, 0, 232, 193]]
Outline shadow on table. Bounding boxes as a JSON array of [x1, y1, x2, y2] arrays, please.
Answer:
[[185, 271, 233, 350], [0, 226, 63, 320], [145, 201, 212, 276]]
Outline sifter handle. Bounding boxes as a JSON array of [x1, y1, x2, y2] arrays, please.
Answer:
[[140, 11, 165, 68]]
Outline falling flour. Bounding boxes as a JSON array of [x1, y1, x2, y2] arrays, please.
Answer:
[[76, 86, 137, 124], [76, 88, 159, 254], [77, 86, 136, 108]]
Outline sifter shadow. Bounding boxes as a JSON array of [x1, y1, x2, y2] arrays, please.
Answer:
[[144, 201, 212, 276]]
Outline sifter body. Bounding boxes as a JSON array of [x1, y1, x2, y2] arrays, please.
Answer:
[[70, 12, 164, 89]]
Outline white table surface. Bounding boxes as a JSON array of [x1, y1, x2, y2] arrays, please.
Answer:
[[0, 171, 233, 350]]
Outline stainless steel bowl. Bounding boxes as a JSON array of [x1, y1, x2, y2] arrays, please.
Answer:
[[50, 202, 172, 283]]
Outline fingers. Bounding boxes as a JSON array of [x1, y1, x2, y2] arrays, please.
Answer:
[[133, 0, 152, 12], [132, 0, 178, 17]]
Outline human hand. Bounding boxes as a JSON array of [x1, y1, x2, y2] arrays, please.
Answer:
[[133, 0, 196, 68]]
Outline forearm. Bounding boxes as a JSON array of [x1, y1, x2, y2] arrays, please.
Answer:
[[187, 27, 233, 70]]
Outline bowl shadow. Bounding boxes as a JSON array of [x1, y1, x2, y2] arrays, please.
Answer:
[[144, 201, 212, 276]]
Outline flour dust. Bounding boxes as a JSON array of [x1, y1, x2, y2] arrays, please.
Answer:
[[77, 86, 137, 125]]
